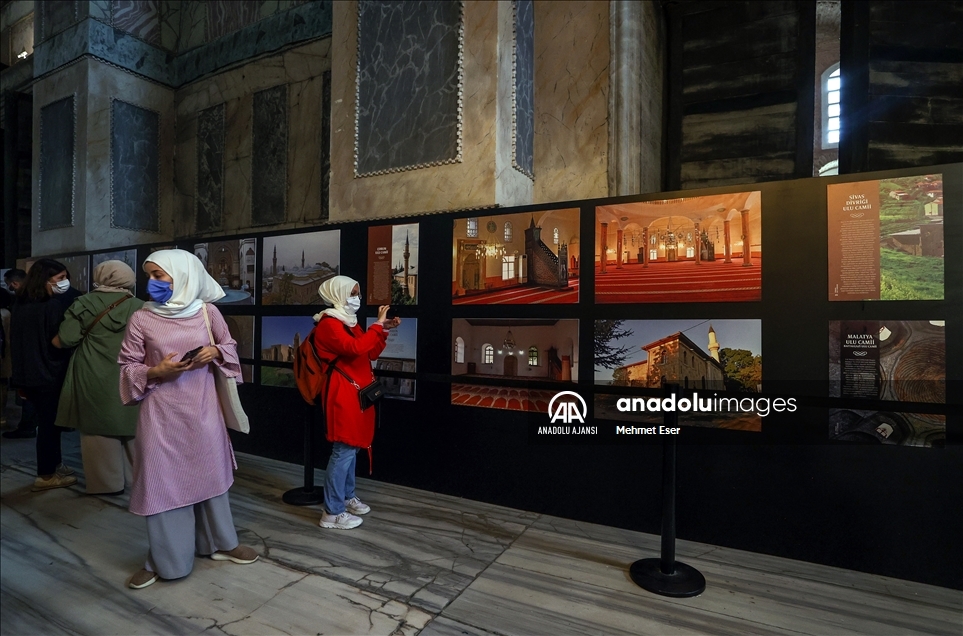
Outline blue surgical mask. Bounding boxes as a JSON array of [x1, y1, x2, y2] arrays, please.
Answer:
[[345, 296, 361, 314], [147, 279, 173, 304]]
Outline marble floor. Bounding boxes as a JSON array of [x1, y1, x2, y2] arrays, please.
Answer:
[[2, 430, 960, 635]]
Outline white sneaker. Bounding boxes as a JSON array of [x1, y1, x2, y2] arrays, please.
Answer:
[[319, 511, 363, 529], [345, 497, 371, 515]]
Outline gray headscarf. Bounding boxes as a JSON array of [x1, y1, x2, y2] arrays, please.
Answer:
[[92, 260, 135, 295]]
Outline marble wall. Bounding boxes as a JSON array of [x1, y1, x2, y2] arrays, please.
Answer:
[[355, 0, 463, 176], [110, 0, 161, 46], [110, 99, 160, 231], [196, 103, 226, 232], [38, 95, 76, 230], [251, 84, 288, 225], [330, 0, 499, 221], [40, 0, 78, 42], [513, 0, 534, 178], [532, 0, 609, 203], [173, 37, 332, 237]]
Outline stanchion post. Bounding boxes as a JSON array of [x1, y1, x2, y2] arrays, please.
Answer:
[[629, 384, 706, 597], [282, 402, 325, 506]]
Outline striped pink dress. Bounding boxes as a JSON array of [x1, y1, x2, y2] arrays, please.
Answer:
[[119, 305, 240, 516]]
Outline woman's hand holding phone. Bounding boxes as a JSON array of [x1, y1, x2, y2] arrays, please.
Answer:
[[147, 353, 192, 379], [376, 305, 401, 330]]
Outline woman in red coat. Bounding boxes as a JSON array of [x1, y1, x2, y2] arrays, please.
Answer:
[[313, 275, 399, 529]]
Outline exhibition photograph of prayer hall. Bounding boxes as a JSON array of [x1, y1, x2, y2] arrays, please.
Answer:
[[1, 0, 960, 634]]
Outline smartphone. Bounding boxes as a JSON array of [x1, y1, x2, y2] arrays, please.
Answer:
[[180, 346, 203, 362]]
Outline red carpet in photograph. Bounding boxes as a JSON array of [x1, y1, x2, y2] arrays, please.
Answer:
[[595, 258, 762, 303], [453, 279, 579, 305], [451, 384, 554, 413]]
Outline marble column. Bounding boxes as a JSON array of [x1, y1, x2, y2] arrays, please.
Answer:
[[599, 222, 608, 274], [724, 219, 732, 263], [642, 227, 649, 268], [741, 209, 753, 267], [616, 229, 623, 269], [607, 0, 664, 197], [694, 221, 701, 265]]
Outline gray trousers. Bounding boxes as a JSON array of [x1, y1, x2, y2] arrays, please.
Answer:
[[144, 492, 239, 579]]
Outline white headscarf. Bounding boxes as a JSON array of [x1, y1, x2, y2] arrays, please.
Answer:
[[143, 249, 225, 319], [314, 275, 359, 327]]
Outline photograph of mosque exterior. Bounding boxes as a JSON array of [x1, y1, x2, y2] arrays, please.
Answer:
[[450, 319, 578, 413], [594, 319, 762, 431], [451, 209, 579, 305], [828, 174, 943, 301], [829, 319, 945, 447], [194, 239, 257, 304], [261, 230, 341, 305], [260, 315, 317, 387], [367, 317, 417, 400], [595, 192, 762, 303], [367, 223, 418, 306]]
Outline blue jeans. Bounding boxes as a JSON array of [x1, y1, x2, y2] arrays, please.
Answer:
[[323, 442, 359, 515]]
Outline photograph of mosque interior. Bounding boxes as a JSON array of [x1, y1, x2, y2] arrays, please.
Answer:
[[1, 0, 960, 634]]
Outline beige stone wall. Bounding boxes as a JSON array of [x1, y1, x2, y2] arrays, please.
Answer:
[[173, 38, 332, 238], [329, 0, 499, 222], [533, 0, 609, 203]]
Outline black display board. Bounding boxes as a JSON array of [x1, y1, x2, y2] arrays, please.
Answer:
[[40, 164, 962, 589]]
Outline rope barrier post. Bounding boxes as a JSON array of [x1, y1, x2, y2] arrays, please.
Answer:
[[629, 383, 706, 597], [282, 402, 325, 506]]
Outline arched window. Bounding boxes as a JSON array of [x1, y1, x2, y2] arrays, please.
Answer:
[[684, 376, 689, 389], [528, 346, 539, 366], [483, 344, 494, 365], [659, 350, 667, 364], [502, 255, 515, 280], [467, 217, 478, 238], [504, 221, 513, 242], [822, 64, 841, 148], [553, 227, 559, 245], [454, 337, 465, 364], [702, 376, 707, 389], [683, 351, 687, 364]]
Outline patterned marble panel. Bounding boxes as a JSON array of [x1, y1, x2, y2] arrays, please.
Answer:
[[205, 0, 259, 42], [196, 103, 226, 232], [251, 85, 288, 226], [110, 99, 160, 231], [39, 96, 75, 230], [320, 69, 331, 221], [88, 0, 110, 22], [177, 0, 207, 52], [111, 0, 160, 45], [41, 0, 78, 41], [512, 0, 534, 179], [355, 0, 463, 176], [159, 0, 180, 51]]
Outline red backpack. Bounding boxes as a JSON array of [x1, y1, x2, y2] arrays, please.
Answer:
[[293, 325, 330, 405]]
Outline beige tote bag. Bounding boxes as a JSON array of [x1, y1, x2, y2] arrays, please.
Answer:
[[202, 304, 250, 434]]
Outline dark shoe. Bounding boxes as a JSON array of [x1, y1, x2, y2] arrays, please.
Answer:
[[128, 569, 158, 589], [56, 463, 75, 477], [3, 428, 37, 439], [211, 545, 259, 564]]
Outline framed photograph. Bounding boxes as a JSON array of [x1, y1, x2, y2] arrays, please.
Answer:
[[367, 317, 417, 400], [828, 174, 943, 301], [594, 318, 763, 431], [452, 209, 579, 305], [223, 315, 255, 359], [59, 255, 90, 293], [194, 239, 257, 305], [595, 192, 762, 303], [368, 223, 418, 305], [262, 231, 341, 305]]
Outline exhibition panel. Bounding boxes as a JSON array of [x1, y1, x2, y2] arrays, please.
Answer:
[[28, 163, 962, 589]]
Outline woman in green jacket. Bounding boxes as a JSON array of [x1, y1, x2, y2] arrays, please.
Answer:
[[55, 260, 144, 495]]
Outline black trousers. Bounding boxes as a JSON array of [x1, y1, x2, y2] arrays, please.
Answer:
[[23, 387, 65, 476]]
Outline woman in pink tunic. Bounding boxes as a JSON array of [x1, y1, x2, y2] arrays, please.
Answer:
[[118, 250, 258, 590]]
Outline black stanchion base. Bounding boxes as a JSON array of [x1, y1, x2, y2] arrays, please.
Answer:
[[629, 558, 706, 598], [281, 486, 325, 506]]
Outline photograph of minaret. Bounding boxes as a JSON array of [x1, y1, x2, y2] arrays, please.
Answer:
[[452, 209, 579, 305], [594, 319, 763, 430], [367, 223, 419, 305], [261, 230, 341, 305]]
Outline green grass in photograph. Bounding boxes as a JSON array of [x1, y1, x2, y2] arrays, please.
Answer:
[[261, 365, 297, 388], [879, 248, 944, 300]]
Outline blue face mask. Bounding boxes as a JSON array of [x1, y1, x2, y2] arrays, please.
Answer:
[[147, 279, 173, 304]]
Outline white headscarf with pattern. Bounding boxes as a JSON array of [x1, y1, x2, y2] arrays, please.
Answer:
[[143, 249, 225, 319]]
